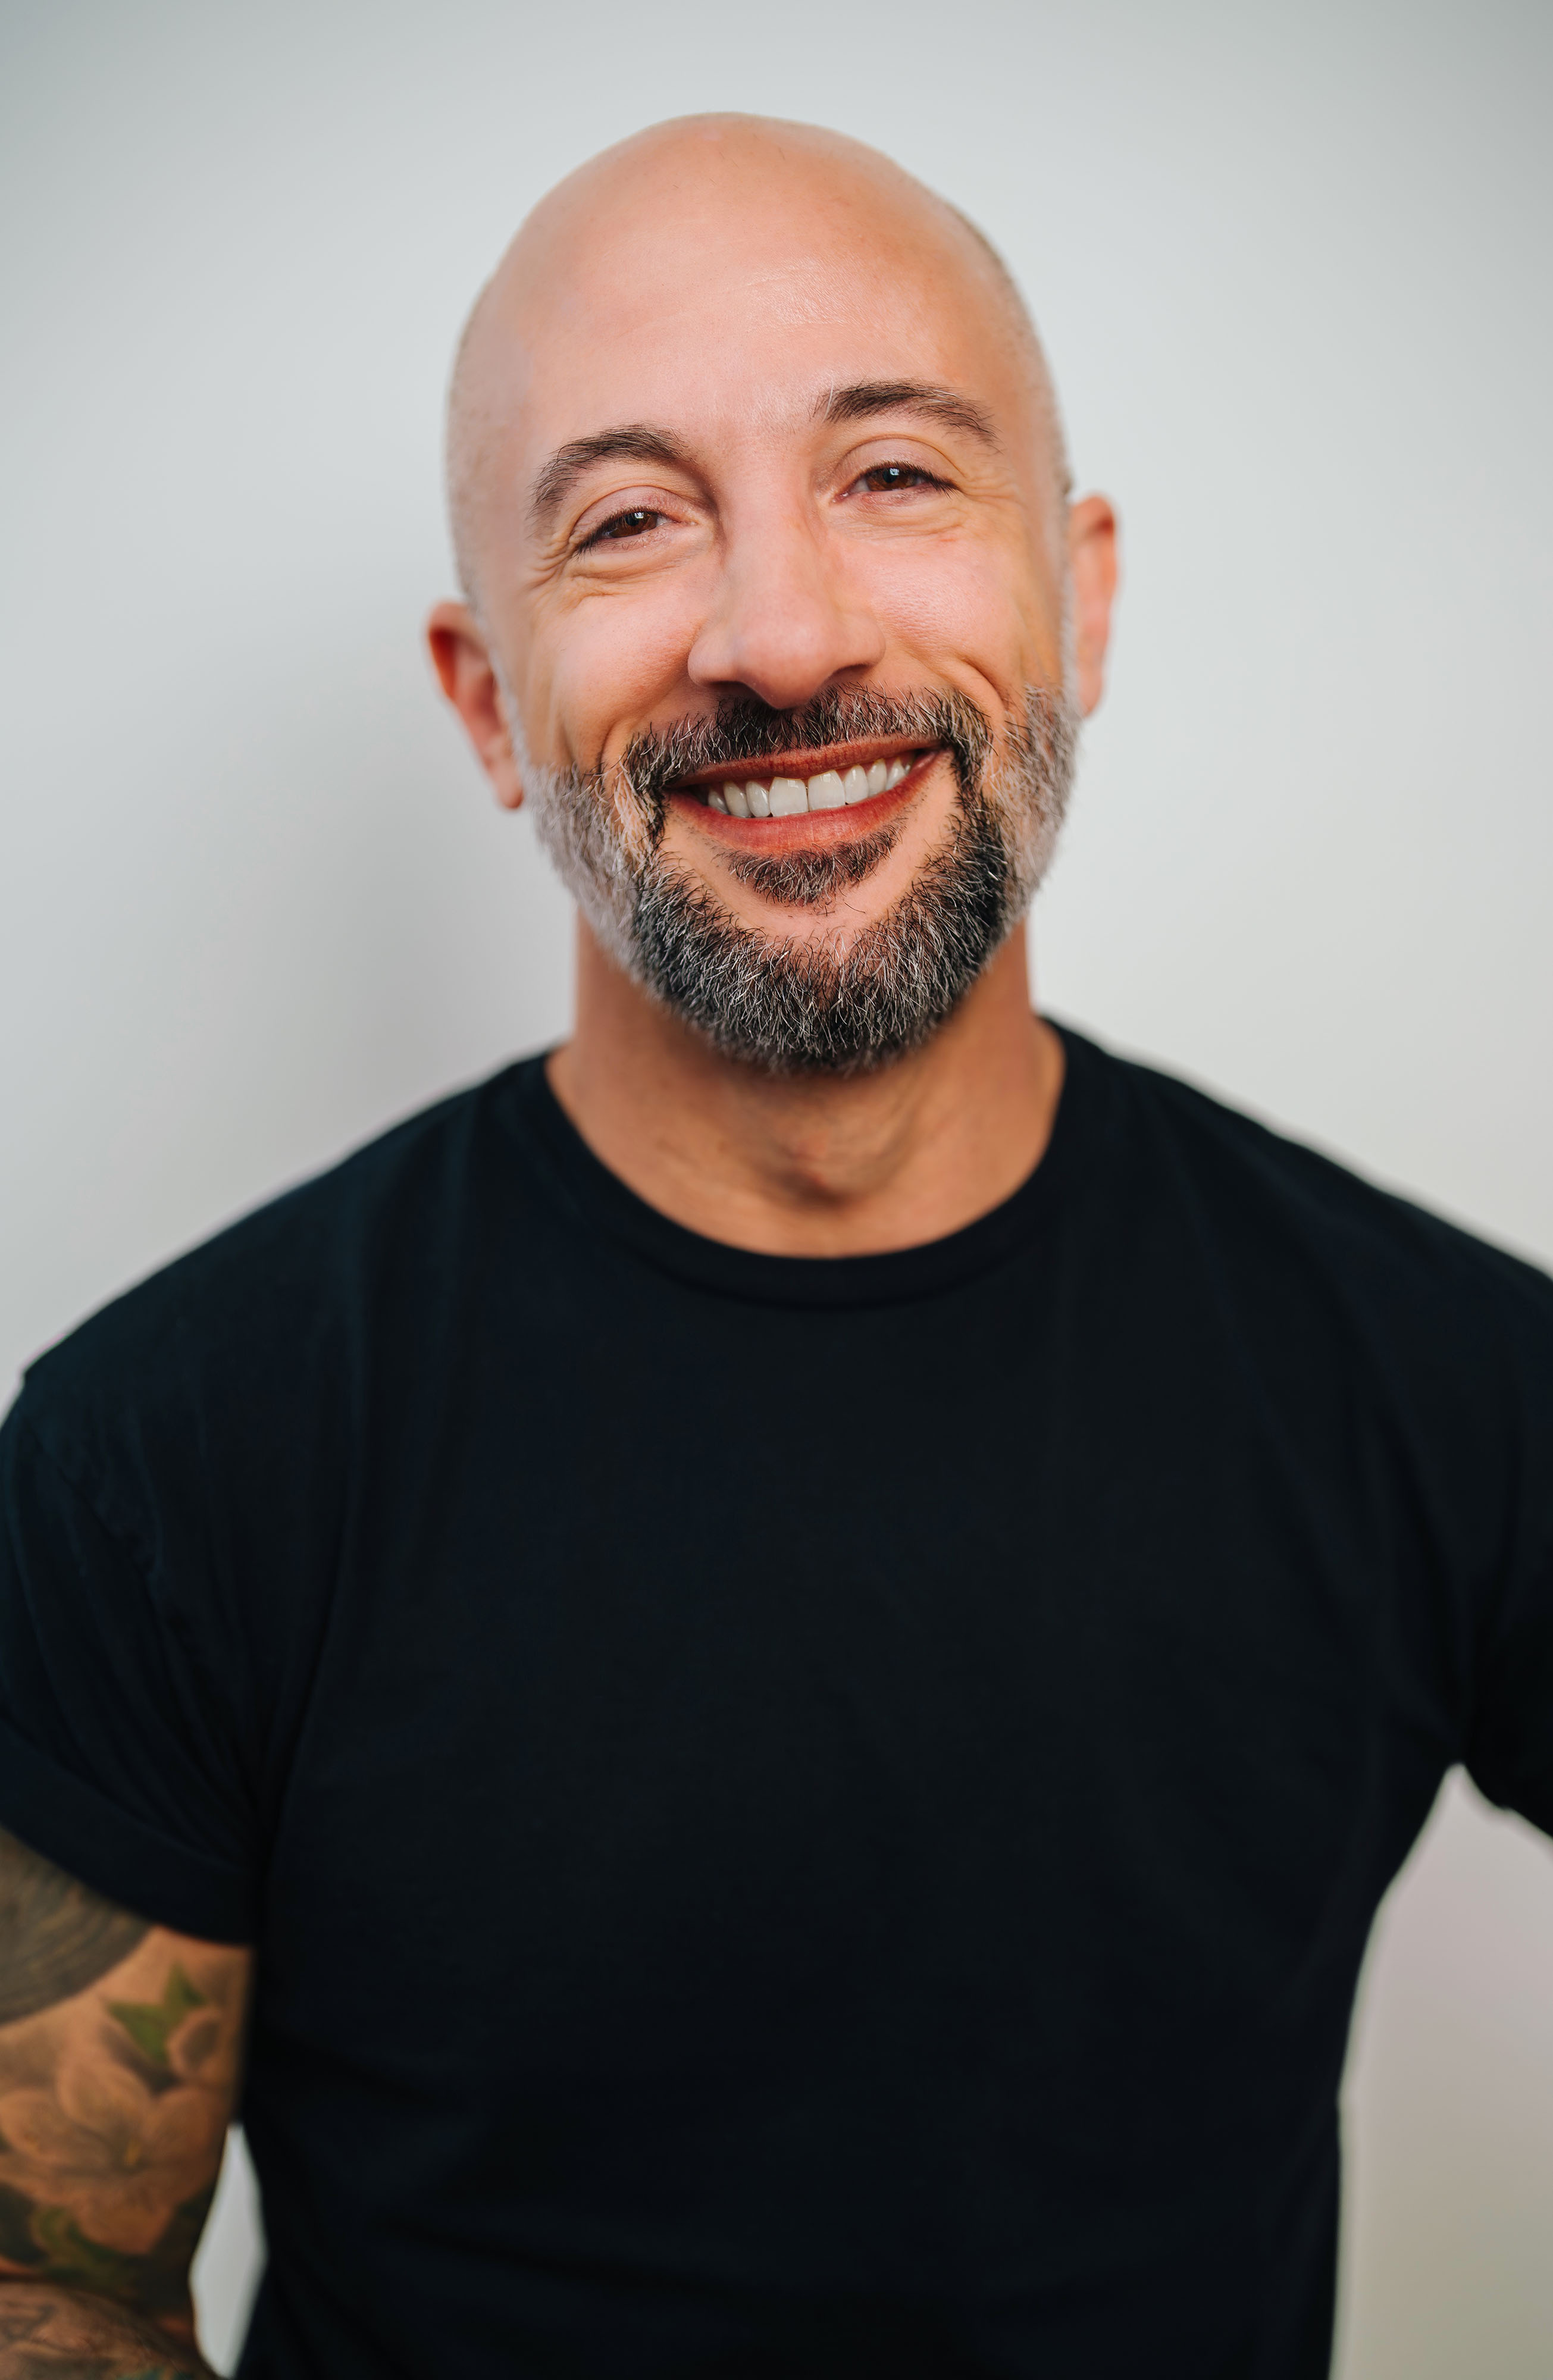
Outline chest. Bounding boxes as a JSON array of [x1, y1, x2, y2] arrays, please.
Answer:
[[261, 1274, 1389, 2109]]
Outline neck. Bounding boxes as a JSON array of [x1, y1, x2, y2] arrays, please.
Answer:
[[546, 919, 1064, 1256]]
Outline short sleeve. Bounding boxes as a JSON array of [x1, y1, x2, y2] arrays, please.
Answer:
[[0, 1402, 257, 1941], [1466, 1535, 1553, 1839], [1461, 1264, 1553, 1838]]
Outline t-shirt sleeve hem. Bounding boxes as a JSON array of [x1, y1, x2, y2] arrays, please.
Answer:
[[1465, 1748, 1553, 1845], [0, 1711, 256, 1944]]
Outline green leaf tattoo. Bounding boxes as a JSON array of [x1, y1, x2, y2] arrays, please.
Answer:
[[105, 1966, 206, 2069], [20, 2188, 213, 2314], [31, 2203, 149, 2295]]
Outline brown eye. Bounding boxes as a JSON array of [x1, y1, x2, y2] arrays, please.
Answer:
[[592, 508, 660, 543], [860, 464, 938, 493]]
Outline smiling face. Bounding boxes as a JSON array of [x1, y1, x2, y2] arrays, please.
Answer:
[[432, 116, 1114, 1072]]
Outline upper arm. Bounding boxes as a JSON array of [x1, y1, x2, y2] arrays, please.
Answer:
[[0, 1826, 252, 2343]]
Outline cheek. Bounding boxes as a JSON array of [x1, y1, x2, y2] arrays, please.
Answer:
[[864, 538, 1064, 696], [525, 581, 709, 770]]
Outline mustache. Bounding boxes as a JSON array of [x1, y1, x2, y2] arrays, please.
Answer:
[[615, 686, 995, 821]]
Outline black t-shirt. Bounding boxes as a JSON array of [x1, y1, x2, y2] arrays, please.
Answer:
[[2, 1025, 1551, 2380]]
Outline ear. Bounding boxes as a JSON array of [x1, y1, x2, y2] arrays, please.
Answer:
[[1066, 496, 1119, 719], [425, 602, 525, 810]]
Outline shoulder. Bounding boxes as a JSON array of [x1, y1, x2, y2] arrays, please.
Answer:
[[0, 1072, 545, 1911], [11, 1059, 540, 1509], [1065, 1025, 1553, 1376]]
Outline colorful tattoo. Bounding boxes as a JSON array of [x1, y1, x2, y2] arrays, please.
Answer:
[[0, 1828, 251, 2376], [0, 2284, 211, 2379]]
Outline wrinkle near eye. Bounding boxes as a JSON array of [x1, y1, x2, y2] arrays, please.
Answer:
[[568, 484, 699, 555]]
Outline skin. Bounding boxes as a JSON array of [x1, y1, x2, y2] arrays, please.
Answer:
[[430, 115, 1117, 1255], [0, 1828, 250, 2380]]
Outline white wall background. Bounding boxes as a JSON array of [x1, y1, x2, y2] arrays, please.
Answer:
[[2, 2, 1549, 2372]]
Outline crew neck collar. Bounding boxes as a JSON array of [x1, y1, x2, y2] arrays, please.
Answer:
[[508, 1020, 1097, 1310]]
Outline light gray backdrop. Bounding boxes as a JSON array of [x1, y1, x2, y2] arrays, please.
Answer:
[[2, 2, 1549, 2373]]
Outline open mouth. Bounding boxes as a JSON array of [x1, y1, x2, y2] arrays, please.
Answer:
[[674, 748, 932, 821]]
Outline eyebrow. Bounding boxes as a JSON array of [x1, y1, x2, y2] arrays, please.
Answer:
[[527, 383, 997, 534], [815, 380, 999, 444], [528, 425, 690, 531]]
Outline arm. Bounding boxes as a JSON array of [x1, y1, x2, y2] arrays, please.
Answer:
[[0, 1827, 252, 2379]]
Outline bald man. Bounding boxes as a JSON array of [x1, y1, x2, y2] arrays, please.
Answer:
[[1, 115, 1551, 2380]]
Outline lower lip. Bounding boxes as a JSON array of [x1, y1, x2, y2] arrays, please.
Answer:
[[666, 751, 942, 845]]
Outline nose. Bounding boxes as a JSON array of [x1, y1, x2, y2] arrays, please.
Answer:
[[686, 508, 886, 711]]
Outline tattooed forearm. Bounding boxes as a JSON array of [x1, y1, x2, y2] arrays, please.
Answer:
[[0, 1836, 146, 2029], [0, 1831, 252, 2365], [0, 2282, 213, 2380]]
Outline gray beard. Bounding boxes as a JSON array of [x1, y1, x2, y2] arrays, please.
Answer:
[[509, 683, 1077, 1078]]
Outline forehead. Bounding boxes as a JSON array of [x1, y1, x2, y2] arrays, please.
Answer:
[[496, 168, 1020, 459]]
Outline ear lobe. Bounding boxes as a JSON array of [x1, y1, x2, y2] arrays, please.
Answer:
[[425, 600, 525, 811], [1066, 496, 1119, 719]]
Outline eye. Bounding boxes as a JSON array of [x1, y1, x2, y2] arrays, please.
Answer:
[[854, 462, 946, 494], [583, 506, 663, 547]]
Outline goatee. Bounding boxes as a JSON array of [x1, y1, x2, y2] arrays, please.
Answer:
[[512, 682, 1076, 1077]]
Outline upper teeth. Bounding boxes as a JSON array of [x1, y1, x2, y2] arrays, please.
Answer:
[[705, 755, 915, 818]]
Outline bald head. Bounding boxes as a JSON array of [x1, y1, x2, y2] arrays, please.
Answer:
[[426, 112, 1119, 1067], [446, 115, 1070, 611]]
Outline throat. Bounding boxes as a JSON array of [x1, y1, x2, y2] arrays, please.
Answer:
[[552, 923, 1061, 1259]]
